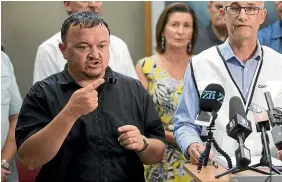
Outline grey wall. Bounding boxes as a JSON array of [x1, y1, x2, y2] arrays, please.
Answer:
[[1, 1, 144, 97]]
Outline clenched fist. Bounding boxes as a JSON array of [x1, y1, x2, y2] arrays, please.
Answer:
[[65, 78, 105, 118], [118, 125, 145, 152]]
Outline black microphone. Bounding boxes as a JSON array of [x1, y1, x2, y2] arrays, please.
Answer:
[[106, 77, 117, 84], [264, 92, 282, 150], [195, 83, 225, 127], [196, 84, 233, 172], [226, 96, 252, 167]]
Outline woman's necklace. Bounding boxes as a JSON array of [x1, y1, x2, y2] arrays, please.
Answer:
[[159, 55, 189, 81]]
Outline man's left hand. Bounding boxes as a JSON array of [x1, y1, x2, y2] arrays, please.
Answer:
[[118, 125, 144, 152], [278, 150, 282, 161], [1, 168, 11, 182]]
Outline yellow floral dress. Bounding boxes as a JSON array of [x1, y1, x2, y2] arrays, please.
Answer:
[[138, 56, 192, 182]]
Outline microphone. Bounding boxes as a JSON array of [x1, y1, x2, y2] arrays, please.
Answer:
[[195, 84, 225, 127], [196, 84, 233, 172], [226, 96, 252, 167], [106, 77, 117, 84], [264, 92, 282, 150]]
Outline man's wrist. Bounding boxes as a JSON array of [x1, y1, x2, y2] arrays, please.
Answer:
[[1, 160, 10, 170], [136, 135, 149, 154], [61, 106, 81, 121]]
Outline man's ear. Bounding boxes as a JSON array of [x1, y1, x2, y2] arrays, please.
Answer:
[[63, 1, 72, 14], [207, 2, 212, 13], [59, 42, 68, 60], [219, 7, 226, 21], [259, 9, 267, 25]]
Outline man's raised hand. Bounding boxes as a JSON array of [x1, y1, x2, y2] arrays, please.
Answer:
[[65, 79, 105, 118]]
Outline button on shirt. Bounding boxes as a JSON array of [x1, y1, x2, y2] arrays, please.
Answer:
[[16, 66, 165, 182], [173, 39, 261, 158], [1, 51, 22, 182], [258, 20, 282, 54]]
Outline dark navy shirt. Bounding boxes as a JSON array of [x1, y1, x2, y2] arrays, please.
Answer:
[[16, 66, 165, 182], [194, 23, 225, 54]]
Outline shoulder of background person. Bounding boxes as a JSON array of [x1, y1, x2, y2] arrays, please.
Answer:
[[258, 20, 280, 42], [37, 32, 62, 51], [194, 26, 211, 54], [137, 54, 157, 66], [109, 34, 128, 49], [1, 51, 11, 68]]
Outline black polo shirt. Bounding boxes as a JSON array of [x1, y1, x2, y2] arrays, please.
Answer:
[[194, 22, 225, 54], [16, 66, 165, 182]]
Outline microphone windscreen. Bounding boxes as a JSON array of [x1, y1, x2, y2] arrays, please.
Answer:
[[199, 84, 225, 112], [108, 77, 117, 84], [229, 96, 246, 121]]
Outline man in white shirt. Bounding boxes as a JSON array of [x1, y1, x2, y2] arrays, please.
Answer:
[[33, 1, 137, 84]]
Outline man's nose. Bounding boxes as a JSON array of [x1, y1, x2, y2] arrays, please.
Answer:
[[88, 47, 99, 59], [238, 7, 248, 20]]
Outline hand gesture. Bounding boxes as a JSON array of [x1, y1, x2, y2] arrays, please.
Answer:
[[66, 79, 105, 118], [188, 143, 214, 165], [118, 125, 144, 152], [1, 168, 11, 182]]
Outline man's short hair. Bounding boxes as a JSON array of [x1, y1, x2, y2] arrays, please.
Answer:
[[61, 11, 110, 43]]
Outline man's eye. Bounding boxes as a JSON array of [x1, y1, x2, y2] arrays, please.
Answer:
[[246, 7, 257, 11], [230, 7, 240, 11], [98, 45, 106, 49], [216, 5, 223, 9], [78, 46, 89, 50]]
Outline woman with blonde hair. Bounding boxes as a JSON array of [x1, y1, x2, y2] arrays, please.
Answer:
[[136, 3, 198, 182]]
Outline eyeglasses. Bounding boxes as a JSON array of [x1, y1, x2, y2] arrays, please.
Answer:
[[225, 6, 262, 15]]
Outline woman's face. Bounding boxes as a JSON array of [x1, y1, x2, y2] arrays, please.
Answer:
[[162, 12, 194, 51]]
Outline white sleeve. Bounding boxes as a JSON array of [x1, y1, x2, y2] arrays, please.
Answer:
[[33, 45, 61, 84], [119, 43, 138, 79]]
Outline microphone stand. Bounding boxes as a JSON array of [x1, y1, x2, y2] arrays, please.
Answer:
[[197, 111, 232, 172], [250, 122, 281, 174], [216, 120, 270, 178]]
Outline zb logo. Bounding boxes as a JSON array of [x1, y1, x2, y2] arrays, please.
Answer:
[[202, 91, 224, 104]]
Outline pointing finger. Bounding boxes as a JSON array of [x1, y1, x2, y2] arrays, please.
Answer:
[[84, 79, 105, 92]]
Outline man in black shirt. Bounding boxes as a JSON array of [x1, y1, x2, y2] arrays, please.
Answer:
[[16, 11, 165, 182], [194, 1, 228, 54]]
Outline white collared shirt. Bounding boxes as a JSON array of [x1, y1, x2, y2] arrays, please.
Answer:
[[33, 32, 137, 84]]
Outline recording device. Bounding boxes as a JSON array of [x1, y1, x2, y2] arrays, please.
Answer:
[[195, 84, 225, 127], [226, 96, 252, 167], [216, 97, 273, 178], [264, 92, 282, 150], [197, 84, 232, 172], [107, 77, 117, 84]]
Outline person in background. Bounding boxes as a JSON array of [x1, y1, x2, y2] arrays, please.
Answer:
[[1, 43, 5, 52], [174, 1, 282, 166], [194, 1, 228, 54], [278, 150, 282, 160], [1, 51, 22, 182], [258, 1, 282, 54], [136, 3, 198, 182], [33, 1, 137, 84], [16, 11, 165, 182]]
